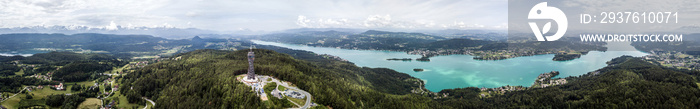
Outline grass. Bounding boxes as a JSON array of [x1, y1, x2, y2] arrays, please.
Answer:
[[478, 92, 490, 98], [18, 99, 46, 108], [77, 98, 101, 109], [108, 88, 146, 109], [1, 93, 24, 109], [68, 81, 97, 87], [66, 81, 97, 92], [278, 85, 287, 91], [14, 69, 24, 76], [287, 96, 306, 107], [109, 64, 131, 74], [29, 88, 70, 100], [676, 54, 691, 58]]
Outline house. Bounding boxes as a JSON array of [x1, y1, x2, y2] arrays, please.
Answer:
[[113, 85, 119, 91], [54, 83, 64, 90]]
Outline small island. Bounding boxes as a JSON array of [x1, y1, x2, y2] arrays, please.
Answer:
[[473, 56, 509, 60], [552, 53, 582, 61], [413, 68, 424, 72], [416, 57, 430, 62], [387, 58, 412, 61]]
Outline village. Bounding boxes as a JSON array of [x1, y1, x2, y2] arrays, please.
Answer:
[[406, 48, 588, 61], [419, 71, 568, 99], [643, 51, 700, 70], [0, 57, 164, 109]]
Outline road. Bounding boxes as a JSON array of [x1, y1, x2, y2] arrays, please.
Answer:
[[0, 87, 28, 103], [142, 97, 155, 109], [101, 73, 124, 76], [260, 76, 313, 109]]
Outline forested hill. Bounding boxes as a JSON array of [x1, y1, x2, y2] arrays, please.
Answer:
[[119, 47, 700, 108], [119, 49, 440, 108], [257, 30, 462, 51]]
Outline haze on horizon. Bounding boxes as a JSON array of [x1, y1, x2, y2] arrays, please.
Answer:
[[0, 0, 508, 32]]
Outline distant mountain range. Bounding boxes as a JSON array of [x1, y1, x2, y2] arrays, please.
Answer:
[[0, 26, 506, 40], [0, 33, 252, 58], [0, 26, 249, 39]]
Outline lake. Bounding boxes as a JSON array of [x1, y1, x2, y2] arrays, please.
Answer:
[[263, 40, 647, 92], [0, 50, 48, 57]]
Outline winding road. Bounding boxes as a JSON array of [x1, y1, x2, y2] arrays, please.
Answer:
[[142, 97, 155, 109]]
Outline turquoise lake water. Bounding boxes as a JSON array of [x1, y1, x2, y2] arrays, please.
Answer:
[[253, 40, 649, 92]]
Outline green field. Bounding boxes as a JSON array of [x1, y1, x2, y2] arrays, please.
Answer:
[[287, 96, 306, 107], [18, 99, 46, 108], [278, 85, 287, 91], [1, 93, 24, 109], [29, 88, 70, 99], [106, 90, 146, 109], [14, 69, 24, 76], [77, 98, 102, 109], [66, 81, 98, 93]]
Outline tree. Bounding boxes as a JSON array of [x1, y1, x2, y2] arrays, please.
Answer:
[[25, 93, 32, 99], [45, 94, 64, 107]]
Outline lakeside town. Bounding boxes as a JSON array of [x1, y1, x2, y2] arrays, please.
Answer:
[[407, 48, 591, 61], [408, 70, 569, 99], [643, 51, 700, 70]]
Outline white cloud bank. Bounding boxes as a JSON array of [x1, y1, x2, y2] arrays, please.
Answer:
[[0, 0, 508, 31]]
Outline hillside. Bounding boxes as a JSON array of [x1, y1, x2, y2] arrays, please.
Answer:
[[117, 47, 700, 108], [119, 49, 438, 108], [258, 30, 448, 51]]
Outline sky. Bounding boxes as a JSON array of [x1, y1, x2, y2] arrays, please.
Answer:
[[0, 0, 509, 32]]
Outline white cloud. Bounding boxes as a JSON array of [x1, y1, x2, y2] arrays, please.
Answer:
[[364, 15, 392, 27], [106, 21, 118, 30], [0, 0, 509, 31], [296, 15, 311, 27]]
